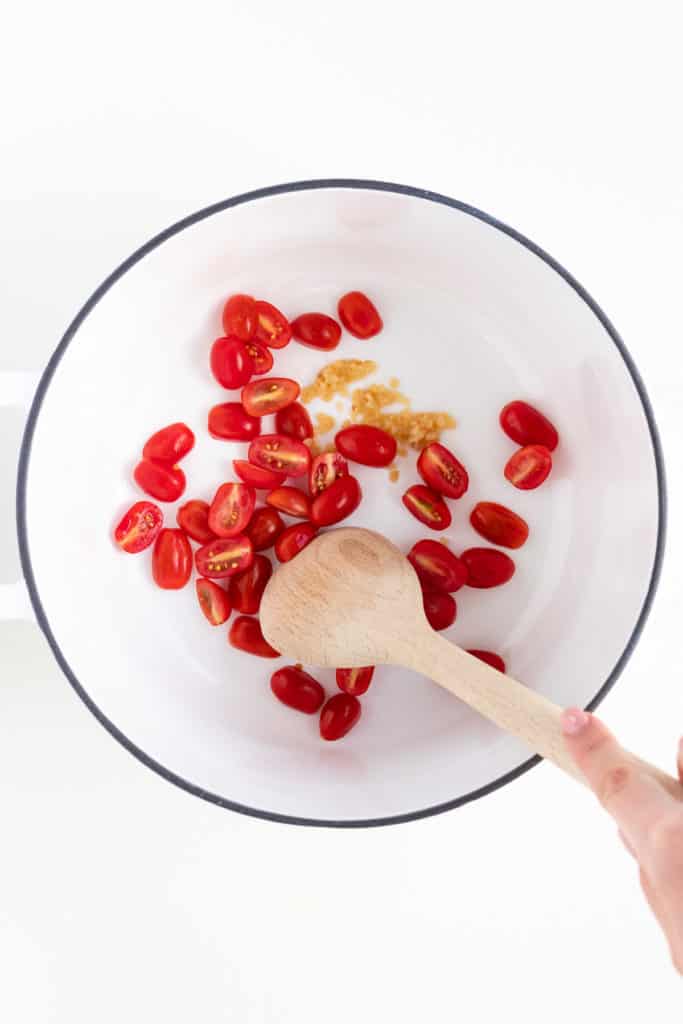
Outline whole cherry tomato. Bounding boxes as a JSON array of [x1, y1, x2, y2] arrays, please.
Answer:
[[266, 486, 311, 519], [336, 666, 374, 696], [152, 528, 193, 590], [468, 649, 506, 673], [254, 300, 291, 349], [310, 475, 361, 527], [470, 502, 529, 549], [275, 402, 313, 442], [247, 506, 285, 551], [249, 434, 311, 478], [242, 377, 300, 417], [337, 291, 383, 339], [320, 693, 361, 741], [422, 589, 457, 631], [114, 501, 163, 553], [221, 293, 257, 341], [271, 666, 325, 713], [208, 483, 256, 538], [134, 459, 186, 502], [505, 445, 552, 490], [461, 547, 515, 588], [142, 422, 195, 464], [195, 535, 253, 579], [335, 425, 396, 467], [176, 499, 215, 544], [407, 539, 468, 592], [291, 312, 341, 351], [229, 615, 280, 658], [402, 485, 451, 530], [228, 554, 272, 614], [500, 401, 558, 451], [417, 443, 468, 499], [233, 460, 286, 490], [208, 403, 261, 441], [274, 522, 317, 562], [244, 340, 274, 375], [210, 336, 254, 389], [196, 578, 231, 625], [309, 451, 348, 495]]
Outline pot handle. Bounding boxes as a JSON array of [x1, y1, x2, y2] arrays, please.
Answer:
[[1, 371, 38, 622]]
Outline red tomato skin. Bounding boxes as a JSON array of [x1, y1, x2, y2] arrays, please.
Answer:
[[310, 475, 362, 527], [244, 340, 274, 375], [195, 536, 254, 579], [468, 649, 506, 673], [266, 486, 311, 519], [134, 459, 186, 502], [337, 291, 383, 339], [407, 539, 468, 592], [114, 501, 163, 553], [196, 578, 231, 626], [271, 666, 325, 713], [222, 294, 257, 341], [210, 336, 254, 389], [402, 485, 452, 531], [176, 499, 215, 544], [248, 434, 311, 479], [152, 529, 193, 590], [422, 589, 457, 631], [336, 666, 374, 696], [233, 460, 286, 490], [208, 483, 256, 538], [417, 443, 468, 499], [335, 425, 397, 468], [470, 502, 529, 549], [241, 377, 300, 417], [461, 547, 515, 588], [229, 616, 280, 658], [274, 522, 317, 562], [320, 694, 361, 741], [247, 507, 285, 551], [505, 445, 552, 490], [142, 423, 195, 464], [500, 401, 559, 452], [208, 403, 261, 442], [309, 452, 348, 495], [228, 555, 273, 614], [275, 402, 314, 441], [291, 312, 342, 351], [254, 301, 292, 349]]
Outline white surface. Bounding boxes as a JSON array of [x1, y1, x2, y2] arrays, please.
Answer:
[[2, 0, 682, 1017]]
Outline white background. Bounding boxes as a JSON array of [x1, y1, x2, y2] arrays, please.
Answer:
[[2, 0, 682, 1018]]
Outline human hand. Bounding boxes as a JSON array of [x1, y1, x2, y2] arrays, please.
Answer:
[[562, 708, 683, 973]]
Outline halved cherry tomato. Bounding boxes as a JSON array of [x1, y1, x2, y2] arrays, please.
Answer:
[[210, 336, 254, 389], [229, 615, 280, 658], [208, 402, 261, 441], [222, 293, 256, 341], [195, 535, 253, 578], [208, 483, 256, 538], [134, 459, 186, 502], [142, 422, 195, 464], [417, 443, 468, 499], [271, 666, 325, 713], [244, 340, 274, 375], [254, 300, 291, 349], [274, 522, 317, 562], [228, 554, 272, 614], [247, 507, 285, 551], [337, 291, 383, 339], [196, 578, 231, 625], [422, 589, 457, 631], [505, 445, 552, 490], [233, 460, 286, 490], [291, 312, 341, 351], [275, 401, 313, 441], [309, 452, 348, 495], [500, 401, 558, 452], [320, 693, 361, 741], [152, 528, 193, 590], [468, 649, 506, 673], [407, 539, 468, 592], [470, 502, 529, 549], [249, 434, 311, 478], [266, 486, 311, 519], [310, 475, 361, 527], [176, 499, 215, 544], [335, 424, 396, 467], [402, 485, 452, 530], [114, 501, 163, 553], [461, 548, 515, 588], [241, 377, 300, 417], [336, 666, 374, 696]]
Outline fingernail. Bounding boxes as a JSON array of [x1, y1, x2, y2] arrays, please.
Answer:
[[561, 708, 590, 736]]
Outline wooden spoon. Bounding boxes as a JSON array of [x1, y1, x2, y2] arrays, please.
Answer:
[[261, 527, 680, 797]]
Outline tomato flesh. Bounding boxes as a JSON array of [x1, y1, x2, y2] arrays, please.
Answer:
[[309, 452, 347, 495], [228, 554, 272, 614], [134, 459, 186, 502], [470, 502, 529, 549], [210, 336, 254, 389], [275, 401, 314, 442], [291, 312, 342, 351], [468, 649, 506, 673], [247, 507, 285, 551], [254, 300, 291, 349], [320, 693, 361, 741], [422, 589, 457, 631], [196, 578, 231, 625], [195, 535, 253, 578], [500, 401, 558, 452], [271, 666, 325, 713], [176, 499, 215, 544], [152, 528, 193, 590], [337, 291, 383, 339], [335, 425, 396, 467], [402, 484, 451, 530], [505, 445, 552, 490], [249, 434, 311, 478], [229, 615, 280, 658], [208, 403, 261, 441], [336, 666, 374, 696], [242, 377, 300, 417], [233, 460, 286, 490], [274, 522, 317, 562], [310, 475, 361, 527], [114, 501, 163, 553], [243, 340, 273, 375], [142, 422, 195, 464], [266, 486, 311, 519], [222, 293, 256, 341], [208, 482, 256, 538], [461, 547, 515, 588], [417, 443, 468, 499], [407, 539, 468, 592]]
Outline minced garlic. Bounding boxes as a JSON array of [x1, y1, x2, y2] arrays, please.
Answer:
[[315, 412, 336, 435], [301, 359, 377, 403]]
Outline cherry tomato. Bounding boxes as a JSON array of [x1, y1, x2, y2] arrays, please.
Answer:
[[505, 445, 552, 490], [309, 451, 348, 495], [407, 539, 468, 592], [468, 649, 506, 673], [470, 502, 529, 549], [221, 293, 256, 341], [208, 402, 261, 441], [422, 589, 457, 631], [337, 291, 383, 339], [320, 693, 361, 741], [266, 486, 311, 519], [229, 615, 280, 658], [336, 666, 374, 696], [310, 475, 362, 527], [241, 377, 300, 417], [402, 485, 452, 530], [274, 522, 317, 562], [196, 578, 231, 625], [417, 443, 468, 499], [271, 666, 325, 713], [152, 528, 192, 590], [208, 483, 256, 538], [461, 547, 515, 588], [335, 425, 396, 467], [142, 422, 195, 464], [500, 401, 558, 452], [291, 312, 342, 351], [249, 434, 311, 478], [134, 459, 186, 502], [254, 300, 291, 349], [195, 535, 253, 579], [176, 499, 215, 544], [210, 336, 254, 389], [114, 501, 163, 553], [247, 506, 285, 551], [233, 460, 286, 490], [275, 402, 313, 442], [244, 340, 274, 375], [228, 554, 272, 614]]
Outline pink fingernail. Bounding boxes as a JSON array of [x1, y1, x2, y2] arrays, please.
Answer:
[[561, 708, 590, 736]]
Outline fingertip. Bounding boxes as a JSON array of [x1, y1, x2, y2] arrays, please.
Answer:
[[561, 707, 591, 738]]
